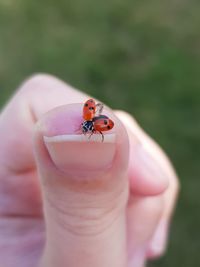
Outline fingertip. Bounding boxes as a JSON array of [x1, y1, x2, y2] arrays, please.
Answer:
[[146, 220, 169, 259], [115, 111, 169, 196], [129, 172, 169, 196], [34, 103, 129, 180]]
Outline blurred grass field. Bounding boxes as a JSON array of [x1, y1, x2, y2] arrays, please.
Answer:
[[0, 0, 199, 266]]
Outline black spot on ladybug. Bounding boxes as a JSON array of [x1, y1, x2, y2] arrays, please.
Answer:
[[89, 107, 94, 110], [85, 103, 88, 107], [107, 125, 111, 129], [104, 120, 108, 125]]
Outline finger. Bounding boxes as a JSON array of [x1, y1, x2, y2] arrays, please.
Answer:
[[127, 195, 164, 267], [115, 111, 179, 263], [115, 111, 169, 196], [33, 100, 129, 265], [114, 112, 167, 266], [0, 74, 87, 216], [146, 165, 179, 258]]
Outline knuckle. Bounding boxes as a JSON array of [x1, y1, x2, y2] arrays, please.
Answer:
[[19, 73, 58, 93]]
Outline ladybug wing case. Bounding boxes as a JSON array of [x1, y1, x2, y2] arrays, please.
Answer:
[[93, 115, 114, 132], [83, 99, 96, 120]]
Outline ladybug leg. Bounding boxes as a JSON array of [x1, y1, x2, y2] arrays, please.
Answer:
[[88, 128, 96, 140], [99, 131, 104, 142], [88, 132, 94, 140]]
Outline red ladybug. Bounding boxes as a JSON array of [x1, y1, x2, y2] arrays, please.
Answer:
[[81, 99, 114, 141]]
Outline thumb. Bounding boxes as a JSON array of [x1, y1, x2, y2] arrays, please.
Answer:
[[33, 103, 129, 267]]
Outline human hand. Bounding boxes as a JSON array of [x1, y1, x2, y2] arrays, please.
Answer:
[[0, 74, 179, 267]]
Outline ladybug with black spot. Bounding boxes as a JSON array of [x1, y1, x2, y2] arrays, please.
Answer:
[[81, 98, 114, 141]]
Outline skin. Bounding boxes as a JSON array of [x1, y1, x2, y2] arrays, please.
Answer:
[[0, 74, 179, 267]]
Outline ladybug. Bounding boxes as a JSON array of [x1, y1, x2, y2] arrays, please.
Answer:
[[81, 99, 114, 142]]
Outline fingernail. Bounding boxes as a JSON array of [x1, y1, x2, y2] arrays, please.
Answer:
[[148, 220, 168, 256], [44, 133, 116, 175]]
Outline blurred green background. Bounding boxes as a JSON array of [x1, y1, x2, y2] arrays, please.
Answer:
[[0, 0, 199, 266]]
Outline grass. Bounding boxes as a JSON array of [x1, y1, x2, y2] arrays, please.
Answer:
[[0, 0, 200, 266]]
